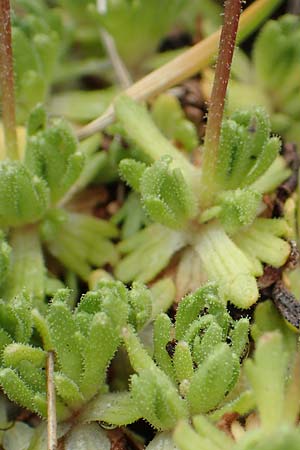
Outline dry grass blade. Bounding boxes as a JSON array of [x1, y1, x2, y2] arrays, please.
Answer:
[[77, 0, 283, 140], [97, 0, 132, 88], [47, 351, 57, 450]]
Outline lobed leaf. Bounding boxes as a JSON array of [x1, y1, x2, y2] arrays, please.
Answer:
[[47, 297, 82, 384], [0, 161, 49, 228]]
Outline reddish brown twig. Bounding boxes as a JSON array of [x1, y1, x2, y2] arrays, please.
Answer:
[[0, 0, 18, 159]]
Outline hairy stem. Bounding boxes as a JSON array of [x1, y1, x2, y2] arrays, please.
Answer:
[[200, 0, 241, 207], [0, 0, 18, 159]]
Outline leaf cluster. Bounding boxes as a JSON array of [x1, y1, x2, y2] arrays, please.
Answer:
[[90, 283, 249, 430], [174, 329, 300, 450], [11, 0, 63, 122], [114, 96, 290, 308], [0, 283, 129, 420], [228, 14, 300, 142]]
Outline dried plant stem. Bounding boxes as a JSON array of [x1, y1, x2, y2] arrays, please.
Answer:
[[200, 0, 241, 207], [0, 0, 18, 159], [77, 0, 283, 140], [97, 0, 132, 88], [47, 351, 57, 450]]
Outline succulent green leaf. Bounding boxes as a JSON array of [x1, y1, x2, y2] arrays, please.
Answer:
[[216, 108, 280, 191], [233, 218, 291, 268], [0, 302, 19, 342], [0, 368, 40, 416], [41, 210, 118, 279], [77, 281, 129, 331], [130, 368, 188, 430], [216, 188, 261, 234], [54, 373, 84, 410], [12, 27, 46, 122], [15, 361, 46, 394], [209, 389, 255, 422], [11, 3, 62, 122], [251, 300, 296, 354], [49, 87, 117, 122], [251, 156, 291, 194], [150, 278, 176, 320], [175, 283, 220, 341], [173, 420, 217, 450], [0, 293, 32, 344], [115, 96, 198, 188], [10, 293, 33, 343], [74, 282, 129, 399], [119, 159, 147, 192], [0, 329, 13, 355], [0, 233, 11, 288], [129, 371, 161, 429], [111, 191, 147, 240], [245, 332, 288, 432], [47, 297, 82, 384], [122, 326, 156, 373], [192, 321, 224, 366], [242, 137, 281, 187], [254, 15, 300, 95], [140, 157, 197, 228], [0, 161, 49, 228], [187, 343, 239, 414], [173, 341, 194, 384], [182, 316, 214, 347], [79, 312, 120, 400], [152, 94, 198, 152], [128, 282, 153, 330], [3, 344, 46, 368], [192, 415, 232, 450], [79, 391, 140, 426], [153, 314, 175, 381], [115, 224, 187, 283], [32, 308, 52, 351], [195, 222, 259, 308], [229, 318, 250, 358], [33, 32, 59, 83], [25, 118, 84, 203], [5, 227, 45, 303]]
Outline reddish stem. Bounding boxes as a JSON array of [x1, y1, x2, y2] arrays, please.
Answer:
[[201, 0, 241, 205], [0, 0, 18, 159]]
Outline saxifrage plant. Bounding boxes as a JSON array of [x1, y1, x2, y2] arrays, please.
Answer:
[[0, 0, 299, 449]]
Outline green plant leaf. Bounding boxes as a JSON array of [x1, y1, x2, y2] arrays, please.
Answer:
[[47, 295, 82, 384], [115, 224, 187, 283], [140, 157, 197, 229], [187, 343, 239, 414], [0, 161, 49, 228], [245, 332, 288, 432], [119, 159, 147, 192], [152, 94, 198, 152], [194, 222, 259, 308], [25, 117, 84, 203], [79, 392, 140, 426]]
